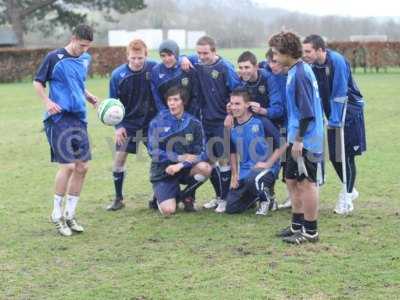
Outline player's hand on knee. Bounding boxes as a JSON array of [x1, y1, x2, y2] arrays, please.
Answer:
[[115, 127, 127, 146], [230, 176, 239, 189], [182, 154, 197, 162], [166, 163, 184, 175]]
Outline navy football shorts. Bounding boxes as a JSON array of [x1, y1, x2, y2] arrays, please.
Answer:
[[203, 123, 230, 161], [115, 127, 148, 154], [44, 113, 91, 164], [328, 104, 366, 161]]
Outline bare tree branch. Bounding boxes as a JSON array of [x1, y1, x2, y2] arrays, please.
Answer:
[[21, 0, 57, 18]]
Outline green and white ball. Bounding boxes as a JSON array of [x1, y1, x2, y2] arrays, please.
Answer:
[[97, 98, 125, 126]]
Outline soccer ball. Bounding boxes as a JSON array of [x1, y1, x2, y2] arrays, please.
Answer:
[[97, 98, 125, 126]]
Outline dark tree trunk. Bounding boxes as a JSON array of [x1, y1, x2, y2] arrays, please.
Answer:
[[10, 12, 24, 47], [5, 0, 57, 47]]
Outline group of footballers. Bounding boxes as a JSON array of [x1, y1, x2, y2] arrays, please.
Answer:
[[33, 24, 366, 245]]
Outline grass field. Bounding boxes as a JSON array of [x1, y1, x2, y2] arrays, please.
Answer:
[[1, 50, 400, 299]]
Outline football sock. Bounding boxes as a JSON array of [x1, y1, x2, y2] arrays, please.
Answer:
[[52, 194, 63, 221], [346, 155, 356, 193], [220, 165, 231, 200], [210, 166, 222, 199], [64, 195, 79, 220], [331, 155, 357, 193], [180, 174, 207, 200], [304, 219, 318, 235], [113, 171, 125, 200], [291, 213, 304, 231]]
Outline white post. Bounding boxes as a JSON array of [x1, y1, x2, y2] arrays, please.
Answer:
[[340, 99, 348, 192]]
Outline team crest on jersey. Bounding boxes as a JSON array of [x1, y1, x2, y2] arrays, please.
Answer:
[[325, 66, 330, 77], [57, 54, 64, 60], [258, 85, 266, 94], [211, 70, 219, 79], [251, 124, 260, 133], [185, 133, 193, 142], [181, 77, 189, 86], [146, 72, 151, 80]]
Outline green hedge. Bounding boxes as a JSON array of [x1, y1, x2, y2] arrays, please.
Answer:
[[326, 41, 400, 73], [1, 42, 400, 82], [0, 46, 127, 83]]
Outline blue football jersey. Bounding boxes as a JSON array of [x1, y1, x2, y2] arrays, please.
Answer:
[[272, 73, 288, 128], [240, 69, 284, 122], [35, 48, 91, 122], [230, 115, 280, 180], [286, 61, 324, 155], [109, 60, 157, 130], [150, 60, 201, 118], [188, 55, 241, 125], [311, 49, 364, 128], [148, 110, 207, 182]]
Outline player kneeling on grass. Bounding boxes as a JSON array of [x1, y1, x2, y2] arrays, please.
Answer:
[[33, 25, 98, 236], [225, 89, 281, 215], [148, 86, 211, 216]]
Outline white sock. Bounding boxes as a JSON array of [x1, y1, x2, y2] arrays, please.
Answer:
[[64, 195, 79, 220], [52, 194, 64, 221]]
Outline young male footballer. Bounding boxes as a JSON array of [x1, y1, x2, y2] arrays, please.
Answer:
[[148, 87, 211, 215], [33, 25, 98, 236], [269, 31, 324, 244], [303, 34, 366, 215], [106, 39, 157, 211]]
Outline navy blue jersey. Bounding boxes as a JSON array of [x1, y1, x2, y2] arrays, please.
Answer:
[[151, 61, 201, 118], [34, 48, 91, 122], [230, 115, 280, 180], [148, 110, 207, 182], [258, 60, 268, 70], [109, 60, 157, 131], [286, 61, 324, 155], [272, 73, 288, 127], [188, 55, 241, 125], [240, 69, 283, 122], [311, 49, 364, 127]]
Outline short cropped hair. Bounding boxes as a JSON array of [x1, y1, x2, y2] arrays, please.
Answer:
[[231, 88, 251, 102], [237, 51, 257, 66], [127, 39, 148, 55], [72, 24, 94, 41], [196, 36, 216, 52], [268, 31, 302, 59], [164, 86, 189, 107], [303, 34, 326, 51]]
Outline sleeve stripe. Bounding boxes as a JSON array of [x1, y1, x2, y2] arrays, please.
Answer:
[[333, 96, 348, 104]]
